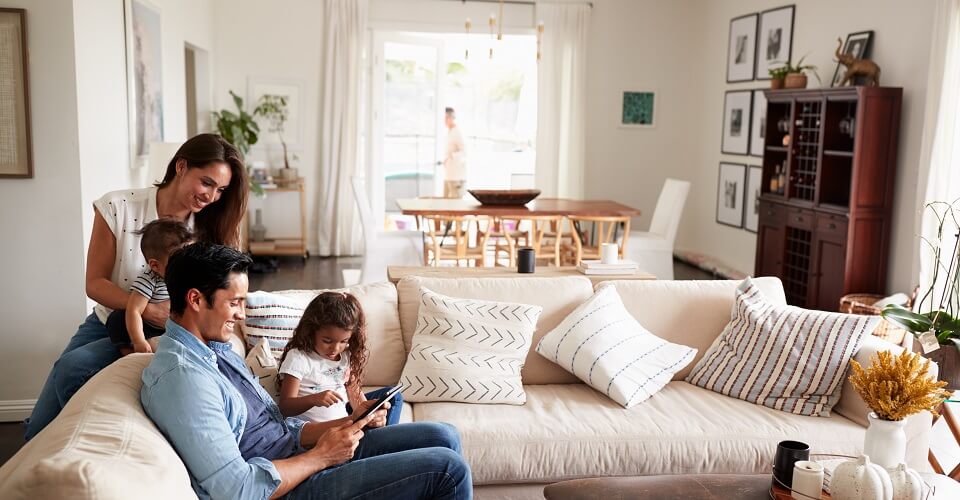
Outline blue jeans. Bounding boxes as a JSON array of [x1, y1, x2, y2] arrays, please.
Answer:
[[285, 422, 472, 500], [348, 386, 404, 427], [25, 313, 121, 440]]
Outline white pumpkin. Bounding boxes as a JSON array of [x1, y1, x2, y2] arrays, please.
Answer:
[[886, 464, 926, 500], [830, 455, 893, 500]]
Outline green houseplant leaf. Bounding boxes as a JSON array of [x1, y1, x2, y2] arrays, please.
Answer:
[[881, 304, 933, 333]]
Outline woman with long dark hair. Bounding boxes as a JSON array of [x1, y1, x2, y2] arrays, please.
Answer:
[[25, 134, 249, 440]]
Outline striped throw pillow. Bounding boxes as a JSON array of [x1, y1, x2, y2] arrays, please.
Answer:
[[242, 291, 305, 359], [686, 277, 879, 416], [535, 285, 697, 408], [399, 287, 542, 404]]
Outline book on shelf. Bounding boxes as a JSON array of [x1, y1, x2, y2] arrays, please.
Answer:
[[273, 238, 304, 248], [248, 241, 276, 252], [576, 265, 638, 276], [579, 259, 639, 270]]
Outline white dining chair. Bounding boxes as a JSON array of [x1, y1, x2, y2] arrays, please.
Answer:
[[348, 177, 424, 285], [623, 178, 690, 280]]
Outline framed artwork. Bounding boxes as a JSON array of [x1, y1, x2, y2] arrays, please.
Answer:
[[744, 165, 762, 232], [248, 78, 303, 149], [0, 9, 32, 178], [717, 162, 746, 228], [124, 0, 164, 170], [620, 90, 656, 128], [755, 5, 794, 80], [721, 90, 752, 155], [727, 14, 758, 83], [749, 90, 767, 157], [831, 31, 874, 87]]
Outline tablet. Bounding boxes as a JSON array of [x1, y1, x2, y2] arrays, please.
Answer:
[[352, 384, 403, 423]]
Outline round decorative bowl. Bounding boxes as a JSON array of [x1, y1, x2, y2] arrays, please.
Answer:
[[468, 189, 541, 206]]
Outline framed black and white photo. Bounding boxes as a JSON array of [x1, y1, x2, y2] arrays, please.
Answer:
[[722, 90, 752, 155], [749, 90, 767, 157], [125, 0, 164, 169], [744, 165, 762, 232], [717, 163, 746, 228], [755, 5, 794, 80], [727, 14, 758, 83], [0, 8, 32, 179], [831, 31, 874, 87]]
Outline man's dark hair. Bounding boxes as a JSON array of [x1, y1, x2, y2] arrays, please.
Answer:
[[165, 242, 252, 315], [135, 218, 193, 261], [445, 107, 455, 118]]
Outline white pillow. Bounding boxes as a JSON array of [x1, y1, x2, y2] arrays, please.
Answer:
[[245, 338, 280, 400], [535, 285, 696, 408], [399, 287, 542, 404]]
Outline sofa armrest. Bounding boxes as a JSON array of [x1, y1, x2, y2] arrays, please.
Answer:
[[834, 334, 935, 471]]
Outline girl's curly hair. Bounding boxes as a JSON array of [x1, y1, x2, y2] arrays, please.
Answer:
[[280, 292, 368, 388]]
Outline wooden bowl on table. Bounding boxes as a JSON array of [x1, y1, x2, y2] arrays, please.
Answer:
[[467, 189, 541, 206]]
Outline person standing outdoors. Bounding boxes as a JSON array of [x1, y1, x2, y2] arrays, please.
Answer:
[[442, 107, 467, 198]]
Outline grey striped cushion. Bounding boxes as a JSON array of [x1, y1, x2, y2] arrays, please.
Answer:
[[400, 287, 542, 404], [535, 285, 697, 408], [686, 277, 879, 416]]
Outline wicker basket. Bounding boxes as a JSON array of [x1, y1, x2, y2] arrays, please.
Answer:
[[839, 293, 910, 345]]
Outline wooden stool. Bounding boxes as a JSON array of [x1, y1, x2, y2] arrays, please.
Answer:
[[421, 215, 490, 267]]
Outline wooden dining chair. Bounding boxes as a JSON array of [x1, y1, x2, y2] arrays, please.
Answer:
[[421, 215, 490, 267], [568, 215, 632, 265], [513, 216, 568, 267]]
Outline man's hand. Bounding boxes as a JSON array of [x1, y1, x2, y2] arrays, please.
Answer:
[[311, 390, 343, 408], [309, 418, 368, 468], [132, 339, 154, 354], [349, 399, 390, 429], [142, 302, 170, 327]]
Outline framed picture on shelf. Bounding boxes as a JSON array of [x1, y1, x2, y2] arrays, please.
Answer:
[[744, 165, 762, 232], [722, 90, 752, 155], [717, 162, 746, 228], [0, 8, 32, 179], [620, 90, 656, 128], [831, 31, 874, 87], [755, 5, 794, 80], [749, 90, 767, 157], [124, 0, 164, 170], [727, 14, 758, 83]]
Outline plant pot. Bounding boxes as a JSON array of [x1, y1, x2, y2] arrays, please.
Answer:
[[916, 339, 960, 390], [770, 78, 785, 90], [863, 412, 906, 468], [784, 73, 808, 89], [279, 167, 299, 181]]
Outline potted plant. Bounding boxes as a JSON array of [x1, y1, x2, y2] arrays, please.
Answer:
[[769, 56, 821, 89], [212, 90, 262, 195], [768, 66, 790, 89], [883, 201, 960, 389], [253, 94, 295, 181]]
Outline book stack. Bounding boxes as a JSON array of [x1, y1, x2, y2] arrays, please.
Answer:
[[576, 259, 639, 275]]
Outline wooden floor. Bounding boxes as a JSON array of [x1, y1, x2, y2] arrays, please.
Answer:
[[0, 257, 711, 467]]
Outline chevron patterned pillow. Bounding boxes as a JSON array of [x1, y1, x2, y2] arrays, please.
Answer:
[[535, 285, 697, 408], [400, 287, 542, 404], [686, 277, 878, 416]]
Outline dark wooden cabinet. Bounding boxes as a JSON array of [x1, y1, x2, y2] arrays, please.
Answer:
[[754, 87, 901, 310]]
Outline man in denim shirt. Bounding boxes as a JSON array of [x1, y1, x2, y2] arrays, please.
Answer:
[[141, 243, 472, 499]]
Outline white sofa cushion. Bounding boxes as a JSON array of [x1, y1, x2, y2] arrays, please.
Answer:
[[535, 285, 696, 408], [398, 276, 595, 385], [686, 278, 878, 417], [412, 382, 866, 485], [400, 287, 541, 404], [598, 277, 787, 380], [240, 282, 406, 387]]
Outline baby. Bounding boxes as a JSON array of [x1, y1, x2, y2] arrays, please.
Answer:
[[105, 218, 193, 355]]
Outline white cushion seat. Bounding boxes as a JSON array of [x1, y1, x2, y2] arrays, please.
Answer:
[[413, 382, 866, 485]]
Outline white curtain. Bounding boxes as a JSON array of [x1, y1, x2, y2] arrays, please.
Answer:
[[316, 0, 367, 256], [916, 0, 960, 310], [535, 1, 590, 199]]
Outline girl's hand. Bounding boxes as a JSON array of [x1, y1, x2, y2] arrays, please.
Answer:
[[312, 390, 343, 408], [132, 339, 154, 354], [349, 399, 389, 428], [142, 302, 170, 327]]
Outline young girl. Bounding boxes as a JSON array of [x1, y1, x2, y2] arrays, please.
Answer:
[[278, 292, 402, 425]]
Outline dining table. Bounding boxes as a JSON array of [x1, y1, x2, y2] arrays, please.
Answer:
[[394, 197, 641, 218]]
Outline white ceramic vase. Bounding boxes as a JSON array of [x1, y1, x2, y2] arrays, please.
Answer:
[[863, 412, 907, 469]]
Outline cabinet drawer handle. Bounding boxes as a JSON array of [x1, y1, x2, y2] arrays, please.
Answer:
[[828, 222, 837, 230], [766, 210, 775, 216], [795, 216, 805, 223]]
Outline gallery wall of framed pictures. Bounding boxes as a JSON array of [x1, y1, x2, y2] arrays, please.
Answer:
[[717, 5, 794, 232]]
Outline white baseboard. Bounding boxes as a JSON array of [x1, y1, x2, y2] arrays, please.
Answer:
[[0, 399, 35, 422]]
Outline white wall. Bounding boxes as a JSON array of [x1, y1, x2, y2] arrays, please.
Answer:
[[678, 0, 935, 294], [0, 0, 88, 413]]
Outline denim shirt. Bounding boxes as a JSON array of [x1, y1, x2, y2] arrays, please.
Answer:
[[141, 319, 307, 500]]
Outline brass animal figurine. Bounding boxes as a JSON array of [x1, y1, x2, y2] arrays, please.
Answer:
[[835, 38, 881, 86]]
